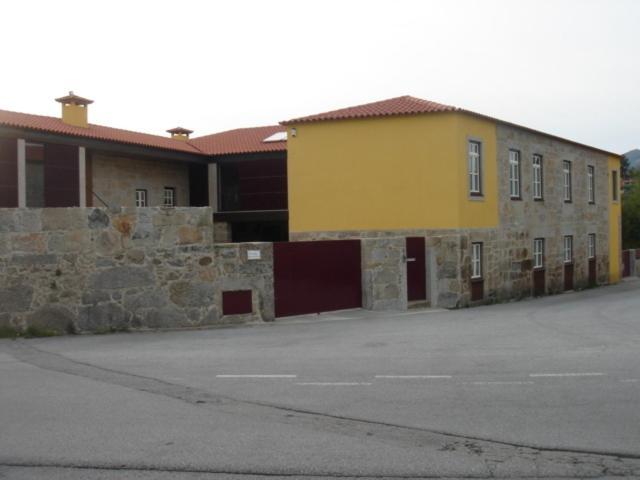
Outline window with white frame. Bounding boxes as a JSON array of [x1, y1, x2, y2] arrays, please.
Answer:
[[163, 187, 176, 207], [587, 165, 595, 203], [509, 150, 521, 198], [563, 160, 572, 202], [563, 235, 573, 263], [471, 242, 483, 279], [588, 233, 596, 259], [532, 154, 543, 199], [135, 189, 147, 207], [468, 141, 482, 195], [533, 238, 544, 269]]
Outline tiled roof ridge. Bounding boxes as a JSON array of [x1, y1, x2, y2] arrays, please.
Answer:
[[0, 107, 206, 155], [281, 95, 460, 125]]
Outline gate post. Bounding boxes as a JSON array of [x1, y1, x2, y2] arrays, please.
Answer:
[[361, 237, 408, 311]]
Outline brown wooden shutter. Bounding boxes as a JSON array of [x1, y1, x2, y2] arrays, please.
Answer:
[[0, 138, 18, 207], [44, 143, 79, 207]]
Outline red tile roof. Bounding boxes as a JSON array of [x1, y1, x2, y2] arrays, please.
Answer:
[[0, 109, 204, 154], [190, 125, 286, 155], [281, 95, 459, 125]]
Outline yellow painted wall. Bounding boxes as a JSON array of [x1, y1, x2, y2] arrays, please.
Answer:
[[455, 114, 498, 228], [61, 104, 88, 128], [608, 155, 622, 283], [286, 112, 498, 234]]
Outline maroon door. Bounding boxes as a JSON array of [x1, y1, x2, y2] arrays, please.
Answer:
[[588, 258, 597, 287], [564, 264, 574, 291], [0, 138, 18, 207], [532, 269, 545, 296], [274, 240, 362, 317], [44, 143, 79, 207], [622, 250, 631, 278], [406, 237, 426, 301]]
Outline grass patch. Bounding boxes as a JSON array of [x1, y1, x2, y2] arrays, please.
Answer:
[[24, 325, 59, 338], [0, 325, 19, 339]]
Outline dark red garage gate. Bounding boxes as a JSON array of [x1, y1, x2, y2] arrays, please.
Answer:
[[273, 240, 362, 318]]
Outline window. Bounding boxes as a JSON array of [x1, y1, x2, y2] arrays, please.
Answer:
[[471, 242, 483, 279], [532, 154, 543, 200], [563, 235, 573, 264], [468, 141, 482, 195], [588, 234, 596, 259], [612, 170, 619, 201], [164, 187, 176, 207], [563, 160, 572, 202], [533, 238, 544, 269], [509, 150, 521, 198], [587, 165, 595, 203], [135, 189, 147, 207]]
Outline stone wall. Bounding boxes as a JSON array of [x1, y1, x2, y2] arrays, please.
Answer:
[[0, 207, 275, 335], [214, 242, 274, 321], [361, 237, 407, 311], [494, 125, 611, 299], [91, 153, 190, 208]]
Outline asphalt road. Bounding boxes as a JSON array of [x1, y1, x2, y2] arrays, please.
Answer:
[[1, 280, 640, 479]]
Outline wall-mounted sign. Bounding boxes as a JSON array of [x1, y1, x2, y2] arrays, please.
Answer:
[[247, 250, 261, 261]]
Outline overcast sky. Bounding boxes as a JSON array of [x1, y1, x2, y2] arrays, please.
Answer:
[[1, 0, 638, 153]]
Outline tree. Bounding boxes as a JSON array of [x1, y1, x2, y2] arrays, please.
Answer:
[[621, 155, 631, 179], [622, 171, 640, 249]]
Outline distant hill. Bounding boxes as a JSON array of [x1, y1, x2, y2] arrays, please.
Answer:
[[623, 149, 640, 172]]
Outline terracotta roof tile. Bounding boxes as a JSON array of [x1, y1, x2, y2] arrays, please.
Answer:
[[0, 109, 204, 154], [190, 125, 286, 155], [281, 95, 459, 125]]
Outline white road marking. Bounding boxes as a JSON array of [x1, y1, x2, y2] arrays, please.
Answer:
[[529, 373, 605, 377], [216, 374, 297, 378], [374, 375, 452, 379], [296, 382, 372, 386], [468, 381, 535, 385], [621, 379, 639, 383]]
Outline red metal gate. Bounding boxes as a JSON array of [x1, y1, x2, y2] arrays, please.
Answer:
[[273, 240, 362, 318]]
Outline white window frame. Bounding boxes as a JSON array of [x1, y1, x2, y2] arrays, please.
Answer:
[[563, 160, 572, 202], [533, 238, 544, 269], [532, 154, 543, 200], [163, 187, 176, 207], [471, 242, 482, 279], [588, 233, 596, 259], [468, 141, 482, 195], [509, 150, 521, 198], [135, 189, 147, 207], [563, 235, 573, 264], [587, 165, 595, 203]]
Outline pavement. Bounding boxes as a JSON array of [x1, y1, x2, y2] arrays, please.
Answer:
[[1, 280, 640, 479]]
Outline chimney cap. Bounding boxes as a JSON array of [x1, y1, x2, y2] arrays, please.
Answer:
[[55, 91, 94, 106], [166, 126, 194, 135]]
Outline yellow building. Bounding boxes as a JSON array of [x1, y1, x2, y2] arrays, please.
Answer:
[[282, 96, 622, 306]]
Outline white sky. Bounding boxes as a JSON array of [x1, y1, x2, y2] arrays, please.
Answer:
[[1, 0, 638, 153]]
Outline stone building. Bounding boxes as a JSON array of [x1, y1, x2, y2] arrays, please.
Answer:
[[0, 93, 625, 329]]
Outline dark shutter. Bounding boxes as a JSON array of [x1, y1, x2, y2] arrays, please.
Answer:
[[44, 143, 79, 207], [0, 138, 18, 207]]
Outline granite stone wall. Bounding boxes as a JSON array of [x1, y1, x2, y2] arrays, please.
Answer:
[[361, 237, 407, 311], [0, 207, 273, 335], [91, 153, 190, 208], [494, 124, 611, 299]]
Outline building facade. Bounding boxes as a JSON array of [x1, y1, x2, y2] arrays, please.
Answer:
[[0, 93, 623, 313], [283, 96, 622, 307]]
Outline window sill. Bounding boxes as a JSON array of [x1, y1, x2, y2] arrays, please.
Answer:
[[533, 197, 544, 202], [470, 277, 484, 283]]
